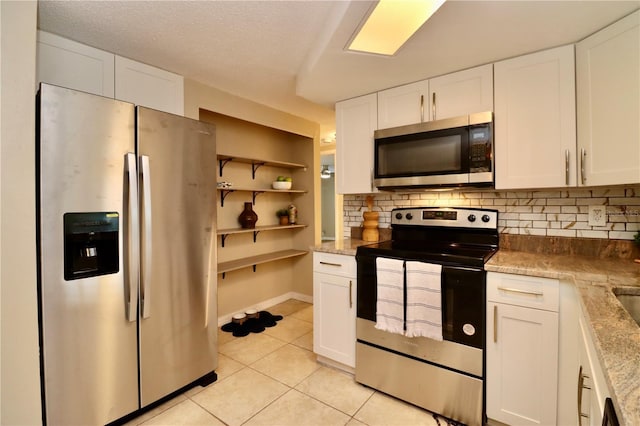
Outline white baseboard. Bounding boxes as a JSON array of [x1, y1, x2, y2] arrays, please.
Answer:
[[217, 291, 313, 327]]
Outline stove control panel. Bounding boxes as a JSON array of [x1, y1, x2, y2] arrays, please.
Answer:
[[391, 207, 498, 229]]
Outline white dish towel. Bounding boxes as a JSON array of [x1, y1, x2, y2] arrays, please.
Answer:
[[375, 257, 405, 335], [405, 261, 443, 340]]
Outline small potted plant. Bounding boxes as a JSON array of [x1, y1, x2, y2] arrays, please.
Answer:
[[276, 209, 289, 226]]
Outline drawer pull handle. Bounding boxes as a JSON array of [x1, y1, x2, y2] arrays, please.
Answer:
[[319, 261, 342, 267], [497, 286, 544, 297]]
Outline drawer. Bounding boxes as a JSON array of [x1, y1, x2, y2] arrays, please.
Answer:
[[313, 252, 356, 277], [487, 272, 559, 312]]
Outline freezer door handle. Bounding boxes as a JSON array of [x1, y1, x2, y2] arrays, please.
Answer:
[[125, 153, 139, 322], [140, 155, 153, 319]]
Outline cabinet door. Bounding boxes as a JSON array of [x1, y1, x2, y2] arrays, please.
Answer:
[[37, 31, 115, 97], [576, 10, 640, 186], [377, 80, 430, 129], [486, 302, 559, 426], [336, 94, 378, 194], [313, 272, 356, 367], [494, 45, 576, 189], [429, 64, 493, 120], [115, 56, 184, 116]]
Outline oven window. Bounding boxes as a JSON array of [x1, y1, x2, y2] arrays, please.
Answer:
[[376, 127, 468, 177]]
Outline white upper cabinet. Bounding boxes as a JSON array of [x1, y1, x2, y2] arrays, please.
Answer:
[[429, 64, 494, 120], [115, 56, 184, 116], [336, 93, 378, 194], [377, 80, 430, 129], [377, 64, 493, 130], [37, 31, 184, 116], [37, 31, 115, 97], [576, 10, 640, 187], [494, 45, 576, 189]]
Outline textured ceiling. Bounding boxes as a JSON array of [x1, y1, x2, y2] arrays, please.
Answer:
[[37, 0, 639, 140]]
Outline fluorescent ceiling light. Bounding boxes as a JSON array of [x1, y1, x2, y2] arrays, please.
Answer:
[[347, 0, 446, 56]]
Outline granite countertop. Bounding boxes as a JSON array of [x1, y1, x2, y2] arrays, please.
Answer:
[[313, 240, 640, 425], [312, 238, 380, 256], [486, 251, 640, 426]]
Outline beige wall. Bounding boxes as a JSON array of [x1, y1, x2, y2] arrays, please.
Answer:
[[185, 80, 321, 318], [0, 1, 42, 424]]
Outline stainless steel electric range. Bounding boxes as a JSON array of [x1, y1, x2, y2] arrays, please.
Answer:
[[355, 207, 499, 426]]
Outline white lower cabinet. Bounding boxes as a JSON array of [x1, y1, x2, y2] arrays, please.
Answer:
[[578, 306, 611, 426], [486, 272, 560, 426], [313, 252, 356, 369]]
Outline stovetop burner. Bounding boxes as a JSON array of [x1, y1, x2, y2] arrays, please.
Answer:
[[357, 240, 497, 268], [356, 207, 499, 268]]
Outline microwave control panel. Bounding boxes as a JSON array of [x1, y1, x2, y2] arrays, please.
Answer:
[[469, 125, 492, 172]]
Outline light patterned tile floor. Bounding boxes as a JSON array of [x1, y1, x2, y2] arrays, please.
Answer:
[[126, 300, 441, 426]]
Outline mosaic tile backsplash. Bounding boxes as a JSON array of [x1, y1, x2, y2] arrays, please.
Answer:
[[343, 186, 640, 240]]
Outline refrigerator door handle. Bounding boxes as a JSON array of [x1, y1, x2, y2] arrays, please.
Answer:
[[125, 153, 139, 322], [140, 155, 153, 319]]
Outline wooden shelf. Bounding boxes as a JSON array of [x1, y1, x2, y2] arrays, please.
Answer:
[[217, 249, 308, 276], [217, 224, 306, 235], [218, 154, 306, 178], [217, 187, 307, 206], [217, 224, 307, 246]]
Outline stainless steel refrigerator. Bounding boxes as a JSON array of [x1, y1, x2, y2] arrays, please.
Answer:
[[36, 83, 218, 425]]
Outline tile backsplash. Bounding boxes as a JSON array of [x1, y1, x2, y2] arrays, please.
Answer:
[[343, 186, 640, 240]]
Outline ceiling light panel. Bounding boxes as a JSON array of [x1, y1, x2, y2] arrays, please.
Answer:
[[348, 0, 446, 56]]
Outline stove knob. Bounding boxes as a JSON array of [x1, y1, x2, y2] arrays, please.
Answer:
[[405, 213, 413, 220], [395, 212, 403, 220], [482, 214, 491, 223], [467, 214, 476, 223]]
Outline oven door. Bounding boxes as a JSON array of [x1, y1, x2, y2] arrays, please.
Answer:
[[356, 253, 486, 349], [374, 125, 470, 188]]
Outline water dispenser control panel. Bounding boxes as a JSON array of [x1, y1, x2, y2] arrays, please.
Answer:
[[63, 212, 119, 281]]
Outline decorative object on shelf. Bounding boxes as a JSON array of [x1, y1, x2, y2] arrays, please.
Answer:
[[272, 176, 292, 190], [362, 195, 379, 242], [288, 204, 297, 224], [276, 208, 289, 225], [238, 202, 258, 229], [217, 181, 233, 188], [220, 310, 284, 337], [634, 232, 640, 264]]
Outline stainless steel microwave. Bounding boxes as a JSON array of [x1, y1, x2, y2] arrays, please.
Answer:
[[374, 111, 493, 190]]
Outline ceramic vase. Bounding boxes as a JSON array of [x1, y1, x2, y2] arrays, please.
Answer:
[[238, 202, 258, 229]]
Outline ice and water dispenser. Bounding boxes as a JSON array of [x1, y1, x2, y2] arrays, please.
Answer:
[[63, 212, 119, 280]]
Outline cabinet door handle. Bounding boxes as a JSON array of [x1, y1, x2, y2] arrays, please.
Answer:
[[319, 261, 342, 267], [432, 92, 437, 120], [577, 366, 590, 425], [497, 286, 544, 297], [565, 149, 570, 185], [370, 168, 374, 192], [580, 148, 587, 185], [420, 95, 424, 122], [349, 280, 353, 308], [493, 305, 497, 343]]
